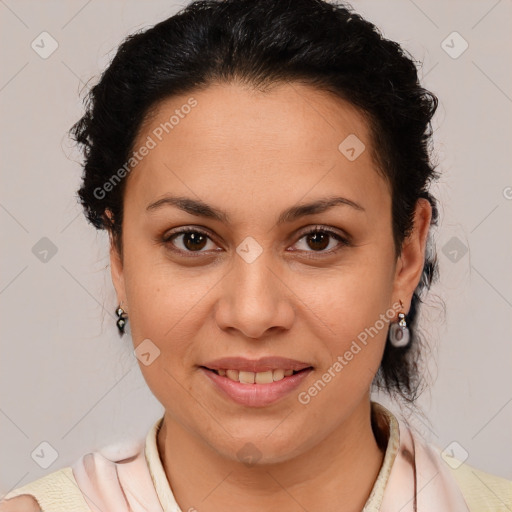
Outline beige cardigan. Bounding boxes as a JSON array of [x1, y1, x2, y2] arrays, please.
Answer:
[[2, 402, 511, 511]]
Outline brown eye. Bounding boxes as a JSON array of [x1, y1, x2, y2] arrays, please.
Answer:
[[292, 227, 350, 255], [181, 231, 208, 251], [306, 231, 330, 251], [164, 229, 217, 253]]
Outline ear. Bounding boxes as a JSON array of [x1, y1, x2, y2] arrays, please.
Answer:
[[105, 210, 126, 305], [392, 198, 432, 313]]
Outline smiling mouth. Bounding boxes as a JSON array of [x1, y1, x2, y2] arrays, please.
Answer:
[[201, 367, 312, 384]]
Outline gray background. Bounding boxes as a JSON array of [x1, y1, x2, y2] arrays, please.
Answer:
[[1, 0, 511, 496]]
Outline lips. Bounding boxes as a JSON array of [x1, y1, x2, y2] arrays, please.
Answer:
[[199, 356, 313, 406], [202, 356, 313, 373]]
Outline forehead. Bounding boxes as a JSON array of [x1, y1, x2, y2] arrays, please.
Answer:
[[137, 81, 372, 160], [126, 82, 389, 221]]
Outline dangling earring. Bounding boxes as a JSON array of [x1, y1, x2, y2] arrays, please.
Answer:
[[115, 301, 128, 336], [389, 300, 410, 348]]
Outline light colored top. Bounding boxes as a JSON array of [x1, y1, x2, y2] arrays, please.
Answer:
[[2, 402, 511, 511]]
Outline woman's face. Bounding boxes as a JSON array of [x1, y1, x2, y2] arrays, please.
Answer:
[[110, 82, 430, 463]]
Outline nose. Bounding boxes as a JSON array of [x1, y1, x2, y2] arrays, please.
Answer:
[[214, 250, 295, 339]]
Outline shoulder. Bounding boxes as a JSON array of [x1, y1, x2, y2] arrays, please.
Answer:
[[381, 405, 511, 512], [425, 436, 512, 511], [0, 423, 162, 512], [0, 494, 41, 511], [445, 458, 512, 512], [0, 467, 90, 512]]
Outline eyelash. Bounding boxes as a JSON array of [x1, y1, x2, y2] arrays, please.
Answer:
[[161, 225, 351, 258]]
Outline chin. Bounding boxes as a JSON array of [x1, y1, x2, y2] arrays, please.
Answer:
[[204, 425, 312, 466]]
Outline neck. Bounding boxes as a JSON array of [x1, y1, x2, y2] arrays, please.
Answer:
[[157, 400, 385, 512]]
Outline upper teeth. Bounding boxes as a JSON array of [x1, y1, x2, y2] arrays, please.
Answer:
[[216, 369, 295, 384]]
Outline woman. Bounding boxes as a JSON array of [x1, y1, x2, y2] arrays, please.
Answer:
[[1, 0, 510, 510]]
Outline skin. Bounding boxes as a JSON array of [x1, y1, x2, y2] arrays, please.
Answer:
[[107, 82, 431, 512], [0, 495, 41, 511]]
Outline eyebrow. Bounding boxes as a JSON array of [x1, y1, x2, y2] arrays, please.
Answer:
[[146, 194, 365, 225]]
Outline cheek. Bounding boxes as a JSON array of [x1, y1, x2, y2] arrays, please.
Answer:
[[122, 254, 204, 412], [121, 232, 210, 338], [120, 238, 228, 406], [296, 244, 394, 334], [291, 251, 394, 392], [295, 284, 391, 415]]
